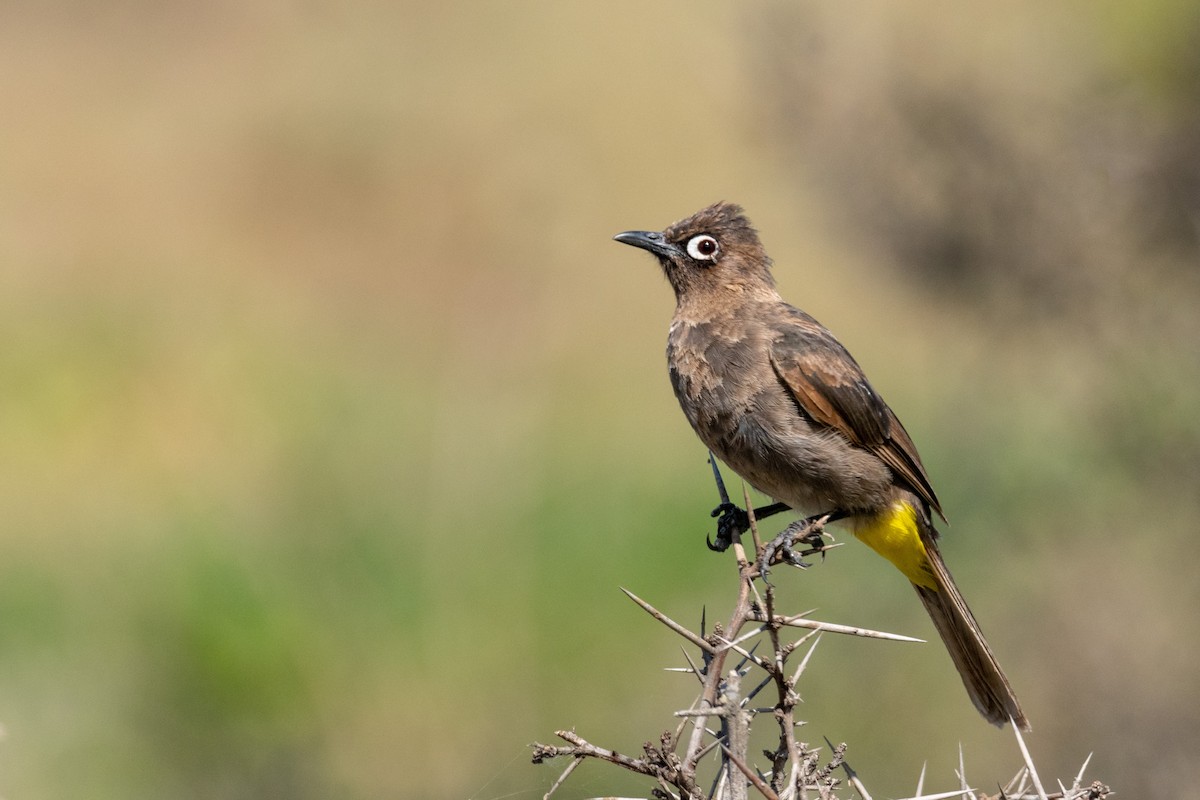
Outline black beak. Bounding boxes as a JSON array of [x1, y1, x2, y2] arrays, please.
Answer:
[[613, 230, 680, 259]]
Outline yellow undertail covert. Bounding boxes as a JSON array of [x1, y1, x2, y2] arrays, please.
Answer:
[[853, 501, 938, 589]]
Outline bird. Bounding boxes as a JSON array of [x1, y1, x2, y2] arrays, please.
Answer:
[[613, 201, 1029, 730]]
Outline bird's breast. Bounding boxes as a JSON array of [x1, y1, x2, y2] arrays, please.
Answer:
[[666, 316, 894, 515], [667, 317, 795, 478]]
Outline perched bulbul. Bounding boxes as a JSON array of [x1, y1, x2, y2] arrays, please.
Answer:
[[614, 202, 1028, 730]]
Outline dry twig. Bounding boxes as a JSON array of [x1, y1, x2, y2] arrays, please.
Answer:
[[531, 458, 1110, 800]]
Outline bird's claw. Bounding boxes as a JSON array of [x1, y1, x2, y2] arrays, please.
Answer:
[[708, 502, 750, 552], [757, 516, 831, 582]]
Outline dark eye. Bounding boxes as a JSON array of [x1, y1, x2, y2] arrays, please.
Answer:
[[686, 234, 719, 261]]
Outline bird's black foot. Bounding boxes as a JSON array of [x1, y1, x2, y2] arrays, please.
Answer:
[[757, 512, 840, 582], [708, 502, 750, 552], [708, 501, 792, 552]]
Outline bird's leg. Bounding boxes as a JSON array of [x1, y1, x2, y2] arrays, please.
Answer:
[[757, 510, 846, 580], [707, 452, 788, 551], [708, 501, 791, 552]]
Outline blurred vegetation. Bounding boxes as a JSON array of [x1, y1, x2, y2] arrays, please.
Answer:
[[1, 1, 1197, 798]]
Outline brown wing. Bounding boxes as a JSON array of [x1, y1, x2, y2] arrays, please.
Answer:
[[768, 307, 945, 520]]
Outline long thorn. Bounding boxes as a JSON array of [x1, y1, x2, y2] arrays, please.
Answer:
[[709, 450, 731, 506], [1011, 722, 1048, 800], [894, 790, 977, 800], [834, 753, 871, 800], [1071, 753, 1094, 791], [789, 633, 823, 685], [679, 647, 706, 685], [742, 483, 764, 560], [747, 612, 925, 642], [621, 588, 714, 653], [712, 635, 773, 672]]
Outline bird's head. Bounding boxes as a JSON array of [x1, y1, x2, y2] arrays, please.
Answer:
[[614, 202, 775, 303]]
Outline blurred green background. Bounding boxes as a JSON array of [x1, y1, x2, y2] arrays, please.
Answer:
[[3, 1, 1199, 798]]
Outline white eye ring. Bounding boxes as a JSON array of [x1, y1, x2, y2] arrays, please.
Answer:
[[686, 234, 719, 261]]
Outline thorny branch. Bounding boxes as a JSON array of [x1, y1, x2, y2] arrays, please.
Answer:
[[530, 456, 1110, 800]]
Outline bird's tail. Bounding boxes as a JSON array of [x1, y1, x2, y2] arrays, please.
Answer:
[[915, 534, 1030, 731], [853, 499, 1029, 729]]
